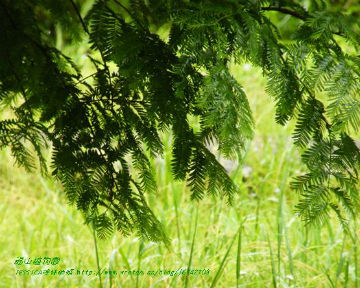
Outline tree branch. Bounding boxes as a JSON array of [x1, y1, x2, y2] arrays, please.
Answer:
[[261, 6, 344, 36], [69, 0, 89, 34], [261, 6, 307, 20], [111, 0, 147, 32]]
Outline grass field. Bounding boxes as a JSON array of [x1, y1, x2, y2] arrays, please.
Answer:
[[1, 64, 359, 288]]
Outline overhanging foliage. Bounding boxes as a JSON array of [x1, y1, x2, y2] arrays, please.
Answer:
[[1, 0, 360, 242]]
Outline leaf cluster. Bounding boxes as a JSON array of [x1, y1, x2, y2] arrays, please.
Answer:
[[1, 0, 360, 240]]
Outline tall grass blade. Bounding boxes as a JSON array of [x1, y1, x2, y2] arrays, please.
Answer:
[[267, 233, 277, 288], [335, 235, 346, 285], [277, 191, 284, 280], [324, 268, 336, 288], [351, 220, 359, 288], [236, 223, 243, 288], [356, 243, 359, 288], [210, 228, 239, 288], [284, 223, 294, 283], [173, 183, 182, 257], [91, 221, 103, 288], [344, 256, 350, 288], [184, 204, 198, 288], [107, 249, 118, 288], [136, 240, 145, 288], [277, 163, 289, 281]]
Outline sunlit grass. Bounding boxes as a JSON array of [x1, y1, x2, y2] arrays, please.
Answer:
[[1, 64, 359, 288]]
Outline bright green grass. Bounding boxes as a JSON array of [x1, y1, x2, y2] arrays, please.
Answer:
[[0, 64, 359, 288]]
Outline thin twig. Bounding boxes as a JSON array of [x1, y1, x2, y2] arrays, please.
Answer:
[[69, 0, 89, 33], [69, 0, 113, 89], [74, 71, 100, 85], [261, 6, 307, 20], [261, 6, 344, 36], [111, 0, 147, 31]]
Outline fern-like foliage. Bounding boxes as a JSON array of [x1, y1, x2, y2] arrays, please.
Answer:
[[1, 0, 360, 240]]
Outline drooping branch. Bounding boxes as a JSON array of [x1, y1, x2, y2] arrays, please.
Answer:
[[260, 6, 344, 36], [261, 6, 307, 20]]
